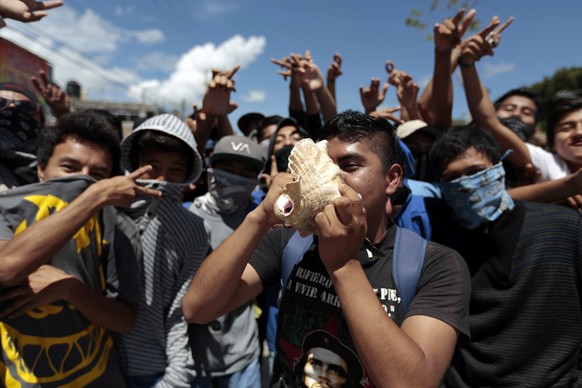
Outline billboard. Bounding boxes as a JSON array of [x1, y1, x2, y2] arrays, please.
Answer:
[[0, 37, 51, 91]]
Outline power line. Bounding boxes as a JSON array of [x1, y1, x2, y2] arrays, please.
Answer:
[[5, 24, 181, 111]]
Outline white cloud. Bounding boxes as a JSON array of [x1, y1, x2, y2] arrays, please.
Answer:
[[130, 35, 267, 110], [9, 7, 164, 54], [243, 89, 266, 102], [483, 62, 515, 78], [128, 29, 165, 45], [199, 0, 241, 18], [0, 6, 169, 102], [132, 52, 179, 73]]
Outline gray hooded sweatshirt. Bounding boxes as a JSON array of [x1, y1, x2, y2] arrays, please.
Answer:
[[117, 114, 209, 387]]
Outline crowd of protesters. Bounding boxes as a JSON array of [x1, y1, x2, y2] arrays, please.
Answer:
[[0, 2, 581, 387]]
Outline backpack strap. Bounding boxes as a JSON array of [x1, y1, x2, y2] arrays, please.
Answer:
[[281, 231, 314, 288], [393, 227, 427, 315]]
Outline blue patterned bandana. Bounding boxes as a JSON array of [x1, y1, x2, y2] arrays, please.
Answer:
[[441, 162, 515, 229]]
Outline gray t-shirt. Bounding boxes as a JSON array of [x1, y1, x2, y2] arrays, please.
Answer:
[[188, 197, 260, 376], [0, 176, 140, 387]]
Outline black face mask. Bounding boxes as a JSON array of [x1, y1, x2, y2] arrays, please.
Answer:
[[273, 145, 294, 172], [0, 107, 40, 156], [499, 116, 535, 141]]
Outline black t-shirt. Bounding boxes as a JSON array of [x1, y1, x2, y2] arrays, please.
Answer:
[[250, 225, 470, 387]]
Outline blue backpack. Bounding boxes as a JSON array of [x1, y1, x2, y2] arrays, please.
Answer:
[[281, 227, 427, 315]]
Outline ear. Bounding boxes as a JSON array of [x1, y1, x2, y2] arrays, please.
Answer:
[[37, 163, 46, 182], [385, 163, 403, 196]]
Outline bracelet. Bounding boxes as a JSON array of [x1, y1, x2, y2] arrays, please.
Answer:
[[457, 58, 475, 68]]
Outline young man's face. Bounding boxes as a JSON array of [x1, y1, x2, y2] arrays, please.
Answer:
[[552, 108, 582, 169], [496, 95, 537, 127], [326, 137, 395, 220], [441, 147, 493, 183], [137, 149, 189, 183], [212, 159, 257, 180], [37, 136, 112, 182], [273, 125, 303, 153], [303, 347, 348, 388]]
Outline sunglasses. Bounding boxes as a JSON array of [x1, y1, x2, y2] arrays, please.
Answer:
[[0, 96, 39, 115]]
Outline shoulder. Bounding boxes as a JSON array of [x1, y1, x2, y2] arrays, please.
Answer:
[[525, 144, 571, 180], [521, 200, 582, 235]]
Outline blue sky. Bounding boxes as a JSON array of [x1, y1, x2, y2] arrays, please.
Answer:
[[1, 0, 581, 130]]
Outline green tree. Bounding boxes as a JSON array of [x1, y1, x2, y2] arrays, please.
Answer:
[[526, 66, 582, 129], [406, 0, 481, 40]]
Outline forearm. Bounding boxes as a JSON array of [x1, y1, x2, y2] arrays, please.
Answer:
[[430, 50, 453, 129], [0, 184, 107, 286], [216, 115, 235, 138], [461, 65, 531, 167], [182, 210, 269, 323], [289, 86, 303, 112], [65, 278, 137, 333], [508, 175, 579, 203], [401, 101, 423, 122], [302, 86, 320, 116], [158, 317, 194, 387], [193, 114, 215, 157], [331, 260, 436, 387], [314, 87, 337, 122], [326, 79, 337, 103]]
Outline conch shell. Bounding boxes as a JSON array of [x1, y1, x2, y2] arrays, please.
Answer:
[[274, 138, 342, 236]]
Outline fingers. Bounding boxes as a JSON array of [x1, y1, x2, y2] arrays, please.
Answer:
[[134, 185, 162, 198], [269, 155, 279, 176], [459, 8, 477, 37], [496, 16, 515, 34], [451, 8, 466, 26], [380, 82, 389, 98], [226, 65, 240, 79], [129, 164, 154, 180], [481, 15, 501, 38], [385, 60, 395, 75], [271, 58, 292, 69], [333, 53, 342, 65], [38, 1, 64, 11], [338, 183, 362, 202]]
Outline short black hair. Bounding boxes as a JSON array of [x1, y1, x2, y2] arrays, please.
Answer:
[[494, 88, 541, 124], [37, 111, 121, 175], [318, 110, 398, 172], [546, 98, 582, 149], [430, 125, 502, 175], [129, 130, 193, 173]]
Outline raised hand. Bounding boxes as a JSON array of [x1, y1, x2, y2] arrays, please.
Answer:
[[327, 53, 343, 82], [360, 78, 389, 114], [434, 8, 476, 52], [31, 69, 70, 118], [202, 65, 239, 116], [0, 0, 63, 23], [394, 72, 419, 110], [369, 107, 403, 125], [459, 16, 502, 64], [484, 16, 514, 48], [95, 165, 162, 208]]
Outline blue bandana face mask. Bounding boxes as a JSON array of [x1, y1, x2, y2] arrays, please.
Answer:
[[441, 162, 515, 230]]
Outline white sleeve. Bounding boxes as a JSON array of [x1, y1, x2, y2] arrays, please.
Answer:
[[525, 143, 571, 182]]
